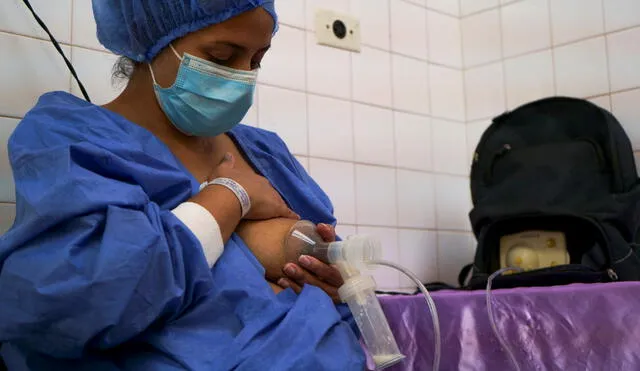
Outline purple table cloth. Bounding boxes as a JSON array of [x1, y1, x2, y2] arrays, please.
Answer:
[[378, 282, 640, 371]]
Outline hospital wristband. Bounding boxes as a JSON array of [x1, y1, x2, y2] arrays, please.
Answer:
[[200, 177, 251, 218]]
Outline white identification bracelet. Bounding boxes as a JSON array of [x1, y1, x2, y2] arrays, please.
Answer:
[[200, 178, 251, 218]]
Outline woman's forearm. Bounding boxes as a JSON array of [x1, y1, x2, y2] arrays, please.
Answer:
[[189, 185, 242, 243]]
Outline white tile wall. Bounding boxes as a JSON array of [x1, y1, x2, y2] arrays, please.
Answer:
[[0, 33, 71, 117], [504, 50, 555, 109], [588, 95, 612, 112], [352, 46, 393, 107], [462, 9, 502, 67], [72, 0, 104, 51], [397, 170, 436, 229], [307, 95, 353, 161], [437, 232, 474, 286], [612, 89, 640, 150], [464, 62, 505, 121], [349, 0, 390, 50], [461, 0, 499, 17], [550, 0, 604, 45], [357, 226, 400, 289], [554, 37, 609, 98], [305, 32, 351, 99], [427, 11, 462, 68], [427, 0, 460, 17], [607, 27, 640, 92], [604, 0, 640, 32], [394, 112, 432, 171], [276, 0, 306, 28], [398, 229, 438, 286], [391, 54, 430, 114], [309, 158, 357, 224], [71, 47, 122, 105], [432, 119, 468, 175], [0, 117, 18, 203], [501, 0, 551, 58], [0, 0, 72, 43], [258, 26, 306, 90], [353, 103, 395, 166], [257, 85, 308, 155], [355, 164, 397, 227], [429, 65, 465, 121], [390, 0, 428, 60], [435, 174, 472, 232], [13, 1, 639, 290]]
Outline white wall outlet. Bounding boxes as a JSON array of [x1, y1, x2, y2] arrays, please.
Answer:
[[314, 9, 361, 52]]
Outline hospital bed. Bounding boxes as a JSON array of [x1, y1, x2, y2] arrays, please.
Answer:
[[379, 282, 640, 371]]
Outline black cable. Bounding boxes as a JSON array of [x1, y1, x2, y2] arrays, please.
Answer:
[[21, 0, 91, 102]]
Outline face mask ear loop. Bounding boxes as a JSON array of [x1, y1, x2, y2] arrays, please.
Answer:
[[169, 44, 184, 61], [149, 43, 183, 86]]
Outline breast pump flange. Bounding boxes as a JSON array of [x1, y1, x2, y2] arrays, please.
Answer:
[[284, 220, 406, 370]]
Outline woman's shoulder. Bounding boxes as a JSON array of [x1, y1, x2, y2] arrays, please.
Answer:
[[11, 91, 150, 153]]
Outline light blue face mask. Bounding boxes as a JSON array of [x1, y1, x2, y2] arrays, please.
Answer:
[[149, 44, 257, 137]]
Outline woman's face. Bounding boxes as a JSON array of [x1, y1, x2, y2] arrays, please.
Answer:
[[150, 7, 274, 88]]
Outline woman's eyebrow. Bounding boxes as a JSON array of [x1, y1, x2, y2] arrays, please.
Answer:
[[208, 41, 271, 52]]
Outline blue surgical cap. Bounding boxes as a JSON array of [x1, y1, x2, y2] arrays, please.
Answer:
[[92, 0, 278, 62]]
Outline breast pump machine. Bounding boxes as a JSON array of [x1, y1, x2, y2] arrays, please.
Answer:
[[283, 221, 442, 370]]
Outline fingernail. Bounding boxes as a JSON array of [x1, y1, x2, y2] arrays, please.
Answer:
[[284, 264, 297, 276], [278, 279, 289, 288], [299, 255, 311, 267]]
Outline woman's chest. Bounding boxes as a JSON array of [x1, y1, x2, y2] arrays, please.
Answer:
[[175, 135, 257, 184]]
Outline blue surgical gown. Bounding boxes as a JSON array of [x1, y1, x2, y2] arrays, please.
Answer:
[[0, 92, 365, 370]]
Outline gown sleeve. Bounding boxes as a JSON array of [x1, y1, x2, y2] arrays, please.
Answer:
[[0, 126, 214, 359]]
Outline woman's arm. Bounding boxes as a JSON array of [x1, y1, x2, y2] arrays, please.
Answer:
[[0, 140, 226, 359]]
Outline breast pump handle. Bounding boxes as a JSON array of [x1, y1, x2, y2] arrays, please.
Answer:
[[284, 221, 406, 370]]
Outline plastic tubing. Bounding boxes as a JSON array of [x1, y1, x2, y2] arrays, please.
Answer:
[[369, 260, 441, 371]]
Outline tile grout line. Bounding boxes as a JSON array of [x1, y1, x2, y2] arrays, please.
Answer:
[[389, 0, 400, 246], [464, 86, 640, 122], [548, 0, 558, 97], [463, 23, 640, 70], [254, 81, 469, 123], [600, 0, 614, 110], [498, 2, 509, 112], [0, 29, 466, 72], [302, 0, 311, 166]]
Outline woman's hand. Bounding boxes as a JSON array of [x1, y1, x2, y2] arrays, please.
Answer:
[[211, 152, 299, 220], [277, 223, 345, 303]]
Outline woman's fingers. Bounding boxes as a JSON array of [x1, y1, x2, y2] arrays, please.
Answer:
[[316, 223, 336, 243], [277, 278, 302, 294], [298, 255, 343, 287], [283, 262, 340, 302]]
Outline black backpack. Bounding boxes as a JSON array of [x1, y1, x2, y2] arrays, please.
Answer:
[[464, 96, 640, 290]]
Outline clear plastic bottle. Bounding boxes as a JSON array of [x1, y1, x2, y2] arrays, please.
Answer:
[[283, 220, 405, 370]]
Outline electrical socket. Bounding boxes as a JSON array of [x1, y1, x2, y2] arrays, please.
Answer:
[[314, 9, 361, 52]]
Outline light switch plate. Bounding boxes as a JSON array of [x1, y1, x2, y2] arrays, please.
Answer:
[[314, 9, 361, 52]]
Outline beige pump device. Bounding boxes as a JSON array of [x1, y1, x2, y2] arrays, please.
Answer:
[[500, 230, 570, 271], [283, 221, 405, 370]]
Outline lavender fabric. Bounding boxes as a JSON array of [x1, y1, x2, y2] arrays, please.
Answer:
[[379, 282, 640, 371]]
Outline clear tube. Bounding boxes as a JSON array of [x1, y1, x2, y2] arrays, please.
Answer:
[[370, 260, 441, 371], [486, 267, 523, 371]]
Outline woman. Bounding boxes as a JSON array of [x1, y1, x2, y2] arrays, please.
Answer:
[[0, 1, 366, 369]]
